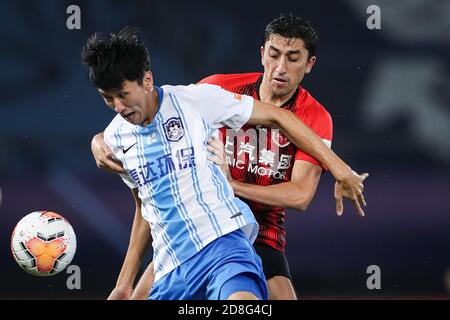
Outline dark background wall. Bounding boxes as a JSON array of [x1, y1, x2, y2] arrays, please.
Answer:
[[0, 0, 449, 299]]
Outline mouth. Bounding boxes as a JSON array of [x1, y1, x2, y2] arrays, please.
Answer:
[[122, 112, 136, 122], [273, 77, 288, 85]]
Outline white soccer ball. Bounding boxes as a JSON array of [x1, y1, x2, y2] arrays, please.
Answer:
[[11, 211, 77, 276]]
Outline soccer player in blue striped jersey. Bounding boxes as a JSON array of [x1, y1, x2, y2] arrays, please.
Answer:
[[82, 27, 367, 300]]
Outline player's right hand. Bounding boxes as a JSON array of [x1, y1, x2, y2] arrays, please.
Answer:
[[207, 136, 232, 183], [91, 132, 125, 174], [107, 285, 133, 300]]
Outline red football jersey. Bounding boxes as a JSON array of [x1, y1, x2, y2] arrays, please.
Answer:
[[198, 73, 333, 252]]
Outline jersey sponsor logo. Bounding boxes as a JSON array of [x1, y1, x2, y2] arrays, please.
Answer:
[[271, 131, 291, 147], [247, 163, 287, 180], [127, 147, 195, 186], [163, 117, 184, 142], [122, 142, 137, 154], [278, 154, 292, 170], [227, 156, 288, 180]]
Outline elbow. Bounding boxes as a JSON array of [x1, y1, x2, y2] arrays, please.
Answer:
[[292, 196, 313, 212], [91, 132, 103, 149], [294, 201, 308, 212]]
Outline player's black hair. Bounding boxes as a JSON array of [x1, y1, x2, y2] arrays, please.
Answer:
[[81, 26, 150, 91], [264, 14, 318, 58]]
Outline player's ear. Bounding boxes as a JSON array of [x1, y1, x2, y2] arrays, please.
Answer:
[[260, 46, 265, 66], [143, 71, 154, 91], [305, 56, 316, 74]]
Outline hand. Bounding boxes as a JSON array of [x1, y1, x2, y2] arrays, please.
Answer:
[[107, 285, 133, 300], [207, 136, 233, 183], [334, 171, 369, 217], [91, 132, 125, 174]]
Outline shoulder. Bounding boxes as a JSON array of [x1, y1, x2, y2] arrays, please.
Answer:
[[104, 114, 125, 136], [197, 73, 261, 90], [161, 83, 222, 100], [104, 114, 132, 145], [296, 88, 332, 125]]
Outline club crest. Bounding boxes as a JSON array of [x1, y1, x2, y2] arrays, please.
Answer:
[[164, 117, 184, 142], [271, 130, 291, 147]]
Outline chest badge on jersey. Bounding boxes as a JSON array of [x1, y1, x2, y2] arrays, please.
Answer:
[[271, 131, 291, 147], [163, 117, 184, 142]]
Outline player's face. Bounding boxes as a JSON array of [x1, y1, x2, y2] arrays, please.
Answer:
[[261, 34, 316, 98], [98, 72, 154, 125]]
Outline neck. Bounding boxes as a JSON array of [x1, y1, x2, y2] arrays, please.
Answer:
[[259, 77, 297, 107], [142, 89, 159, 127]]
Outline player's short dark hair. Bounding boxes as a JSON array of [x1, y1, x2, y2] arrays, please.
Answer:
[[81, 26, 150, 91], [264, 14, 318, 58]]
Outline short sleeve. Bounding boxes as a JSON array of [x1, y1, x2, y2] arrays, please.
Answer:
[[186, 84, 254, 129], [294, 108, 333, 171], [104, 121, 139, 189]]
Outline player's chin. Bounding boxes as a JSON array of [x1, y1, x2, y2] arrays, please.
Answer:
[[271, 86, 291, 97], [125, 114, 141, 125], [271, 80, 289, 89]]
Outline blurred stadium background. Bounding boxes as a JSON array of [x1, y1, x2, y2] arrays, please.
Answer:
[[0, 0, 449, 299]]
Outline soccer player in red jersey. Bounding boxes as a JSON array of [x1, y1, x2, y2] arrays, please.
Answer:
[[201, 15, 333, 300], [92, 15, 368, 300]]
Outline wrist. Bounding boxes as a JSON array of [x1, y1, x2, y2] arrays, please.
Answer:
[[229, 179, 237, 189], [331, 163, 352, 182], [115, 263, 139, 288], [114, 283, 133, 292]]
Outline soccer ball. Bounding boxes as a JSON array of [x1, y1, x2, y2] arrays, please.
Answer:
[[11, 211, 77, 276]]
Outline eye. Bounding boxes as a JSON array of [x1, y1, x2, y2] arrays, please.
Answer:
[[118, 92, 128, 99], [288, 54, 301, 62]]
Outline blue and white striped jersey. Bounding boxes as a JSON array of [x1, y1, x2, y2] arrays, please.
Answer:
[[104, 84, 258, 281]]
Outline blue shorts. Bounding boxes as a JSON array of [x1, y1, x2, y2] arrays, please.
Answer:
[[149, 229, 268, 300]]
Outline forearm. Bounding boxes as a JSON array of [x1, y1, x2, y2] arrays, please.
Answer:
[[274, 109, 349, 180], [231, 180, 313, 211], [115, 210, 151, 287]]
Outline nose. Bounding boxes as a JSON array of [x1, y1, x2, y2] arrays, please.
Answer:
[[275, 56, 287, 74], [113, 97, 126, 113]]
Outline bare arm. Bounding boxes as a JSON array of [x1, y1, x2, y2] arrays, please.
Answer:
[[130, 261, 155, 300], [108, 188, 152, 300], [207, 137, 321, 211], [231, 160, 322, 211], [248, 100, 350, 181], [239, 100, 368, 215]]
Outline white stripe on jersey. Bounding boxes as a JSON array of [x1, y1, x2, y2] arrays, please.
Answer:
[[104, 84, 258, 281], [322, 138, 332, 148]]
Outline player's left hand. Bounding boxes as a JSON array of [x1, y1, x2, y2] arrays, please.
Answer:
[[207, 136, 232, 183], [334, 171, 369, 217]]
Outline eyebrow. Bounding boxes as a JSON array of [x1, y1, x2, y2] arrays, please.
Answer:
[[99, 89, 128, 96], [269, 45, 302, 55]]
